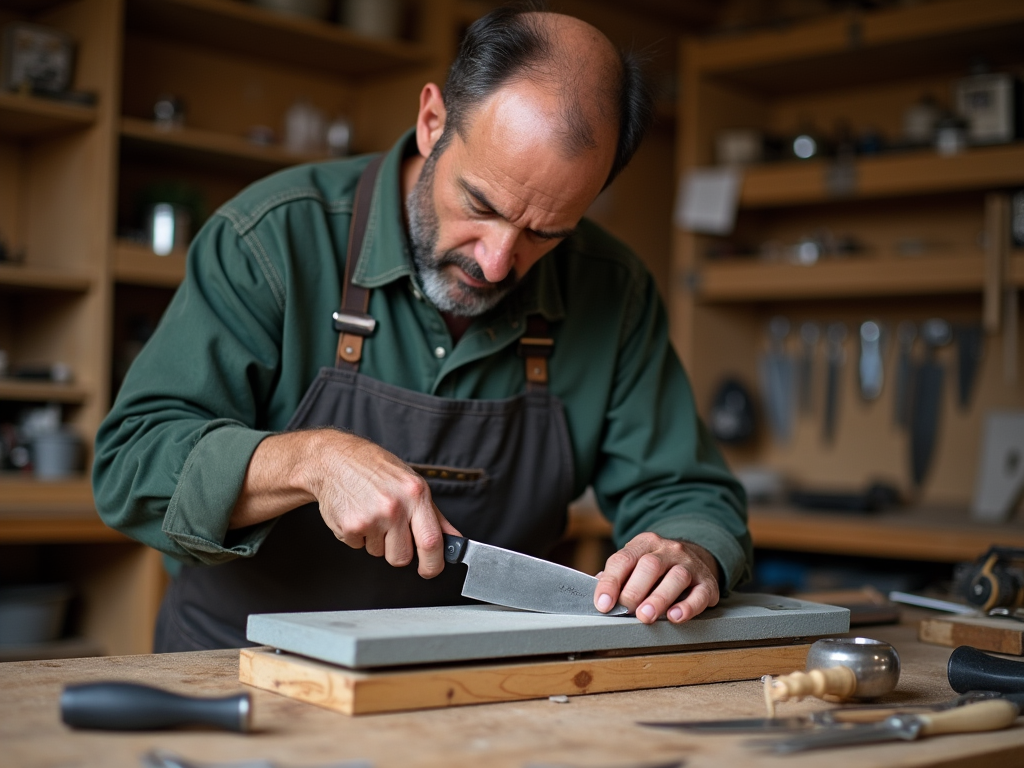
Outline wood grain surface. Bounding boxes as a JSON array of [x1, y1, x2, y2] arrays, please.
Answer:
[[919, 615, 1024, 655], [3, 614, 1024, 767], [239, 644, 811, 715]]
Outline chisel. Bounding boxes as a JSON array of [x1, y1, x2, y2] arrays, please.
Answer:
[[60, 681, 252, 732]]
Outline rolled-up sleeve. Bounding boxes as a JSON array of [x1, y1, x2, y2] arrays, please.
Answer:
[[93, 215, 284, 566], [592, 272, 753, 594]]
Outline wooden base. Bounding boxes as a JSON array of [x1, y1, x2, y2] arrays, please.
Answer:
[[239, 643, 810, 716], [919, 615, 1024, 655]]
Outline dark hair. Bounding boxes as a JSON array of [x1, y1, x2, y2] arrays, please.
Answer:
[[440, 4, 653, 188]]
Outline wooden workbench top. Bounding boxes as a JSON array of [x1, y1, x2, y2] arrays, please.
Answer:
[[2, 615, 1022, 768]]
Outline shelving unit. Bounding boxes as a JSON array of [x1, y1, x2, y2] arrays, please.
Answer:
[[0, 380, 90, 404], [673, 0, 1024, 564], [0, 263, 92, 292], [112, 239, 185, 287], [0, 92, 96, 138]]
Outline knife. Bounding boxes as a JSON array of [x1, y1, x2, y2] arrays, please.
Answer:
[[749, 696, 1024, 754], [443, 534, 630, 616]]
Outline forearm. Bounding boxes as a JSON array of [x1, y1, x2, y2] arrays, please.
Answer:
[[229, 429, 333, 529]]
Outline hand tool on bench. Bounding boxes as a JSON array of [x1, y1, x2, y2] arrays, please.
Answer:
[[948, 645, 1024, 694], [442, 534, 629, 616], [61, 681, 251, 732], [638, 691, 999, 733], [763, 637, 899, 716], [749, 695, 1024, 754]]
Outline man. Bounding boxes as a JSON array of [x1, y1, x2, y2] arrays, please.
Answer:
[[94, 7, 752, 652]]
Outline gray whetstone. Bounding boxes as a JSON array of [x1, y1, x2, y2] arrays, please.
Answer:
[[246, 593, 849, 669]]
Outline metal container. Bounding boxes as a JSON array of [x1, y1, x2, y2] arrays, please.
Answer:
[[0, 584, 71, 646], [806, 636, 901, 699]]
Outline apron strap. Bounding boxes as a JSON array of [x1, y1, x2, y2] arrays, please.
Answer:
[[334, 154, 385, 370], [518, 314, 554, 392]]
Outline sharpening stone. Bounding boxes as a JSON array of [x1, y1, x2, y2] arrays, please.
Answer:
[[246, 593, 849, 669]]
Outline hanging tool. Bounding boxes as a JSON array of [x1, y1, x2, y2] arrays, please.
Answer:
[[910, 318, 952, 486], [798, 321, 820, 414], [763, 637, 900, 716], [60, 682, 251, 732], [893, 321, 917, 428], [749, 696, 1023, 754], [948, 645, 1024, 694], [822, 322, 847, 443], [637, 692, 998, 733], [759, 316, 795, 443], [954, 325, 984, 410], [858, 320, 886, 401]]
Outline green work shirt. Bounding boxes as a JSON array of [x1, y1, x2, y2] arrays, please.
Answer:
[[93, 130, 753, 592]]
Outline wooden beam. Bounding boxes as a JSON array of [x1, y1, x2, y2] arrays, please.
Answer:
[[240, 643, 810, 715]]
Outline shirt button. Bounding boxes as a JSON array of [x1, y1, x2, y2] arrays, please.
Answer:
[[434, 346, 446, 359], [410, 282, 423, 301]]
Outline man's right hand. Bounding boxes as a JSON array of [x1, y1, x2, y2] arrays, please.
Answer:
[[230, 428, 459, 578]]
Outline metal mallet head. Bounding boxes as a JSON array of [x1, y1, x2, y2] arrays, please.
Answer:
[[764, 637, 901, 716]]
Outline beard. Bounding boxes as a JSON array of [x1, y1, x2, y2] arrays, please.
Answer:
[[406, 149, 519, 318]]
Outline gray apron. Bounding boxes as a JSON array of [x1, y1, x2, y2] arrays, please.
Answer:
[[154, 156, 576, 651]]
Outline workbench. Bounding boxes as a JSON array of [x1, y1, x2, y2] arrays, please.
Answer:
[[2, 610, 1022, 768]]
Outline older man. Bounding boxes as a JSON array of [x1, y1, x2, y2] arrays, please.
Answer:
[[94, 7, 751, 652]]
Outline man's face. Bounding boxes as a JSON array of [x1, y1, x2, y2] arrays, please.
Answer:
[[406, 83, 614, 317]]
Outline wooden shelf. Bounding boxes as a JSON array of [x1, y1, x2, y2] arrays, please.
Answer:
[[0, 477, 125, 543], [120, 116, 330, 176], [1010, 251, 1024, 288], [125, 0, 432, 77], [113, 239, 186, 287], [0, 380, 90, 404], [0, 92, 97, 139], [695, 253, 985, 302], [749, 504, 1024, 562], [695, 0, 1024, 95], [739, 144, 1024, 208], [0, 263, 92, 292]]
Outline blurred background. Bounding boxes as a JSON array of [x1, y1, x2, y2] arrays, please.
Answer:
[[1, 0, 1022, 659]]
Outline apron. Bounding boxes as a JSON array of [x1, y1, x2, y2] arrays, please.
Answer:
[[154, 156, 577, 651]]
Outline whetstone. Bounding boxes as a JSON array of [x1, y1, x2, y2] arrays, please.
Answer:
[[246, 593, 849, 668], [919, 614, 1024, 655], [239, 642, 811, 715]]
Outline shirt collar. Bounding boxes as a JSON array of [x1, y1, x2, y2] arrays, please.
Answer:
[[352, 128, 565, 324]]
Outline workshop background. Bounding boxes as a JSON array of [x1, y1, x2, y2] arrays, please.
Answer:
[[1, 0, 1023, 659]]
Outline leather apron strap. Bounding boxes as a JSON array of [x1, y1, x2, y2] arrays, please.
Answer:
[[333, 154, 385, 370], [517, 315, 553, 392]]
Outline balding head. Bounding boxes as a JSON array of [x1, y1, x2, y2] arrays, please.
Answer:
[[439, 6, 652, 188]]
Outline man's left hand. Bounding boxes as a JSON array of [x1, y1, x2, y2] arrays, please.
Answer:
[[594, 533, 720, 624]]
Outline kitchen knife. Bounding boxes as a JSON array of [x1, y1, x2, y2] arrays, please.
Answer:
[[750, 696, 1023, 754], [443, 534, 630, 616], [636, 692, 1000, 733]]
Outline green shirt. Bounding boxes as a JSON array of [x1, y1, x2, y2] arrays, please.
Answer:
[[93, 131, 753, 592]]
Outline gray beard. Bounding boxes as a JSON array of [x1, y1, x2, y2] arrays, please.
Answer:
[[405, 151, 518, 318]]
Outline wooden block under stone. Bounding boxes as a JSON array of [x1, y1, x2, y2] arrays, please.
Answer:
[[919, 615, 1024, 655], [239, 643, 810, 715]]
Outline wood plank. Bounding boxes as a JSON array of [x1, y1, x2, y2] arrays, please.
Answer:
[[125, 0, 432, 77], [919, 615, 1024, 656], [112, 239, 186, 287], [1009, 251, 1024, 288], [749, 505, 1024, 562], [0, 263, 92, 292], [0, 380, 90, 403], [0, 92, 96, 139], [120, 116, 326, 176], [696, 254, 985, 302], [0, 517, 126, 543], [740, 144, 1024, 208], [239, 643, 811, 715]]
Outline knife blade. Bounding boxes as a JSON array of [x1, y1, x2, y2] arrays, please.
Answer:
[[443, 534, 630, 616], [637, 692, 1001, 733], [750, 697, 1022, 754]]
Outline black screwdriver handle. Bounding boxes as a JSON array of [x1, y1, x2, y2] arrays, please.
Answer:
[[61, 682, 251, 732], [443, 534, 467, 564], [948, 646, 1024, 695]]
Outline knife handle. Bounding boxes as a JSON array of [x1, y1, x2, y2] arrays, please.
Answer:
[[768, 666, 858, 703], [61, 682, 251, 732], [948, 645, 1024, 694], [443, 534, 467, 564], [917, 699, 1020, 736]]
